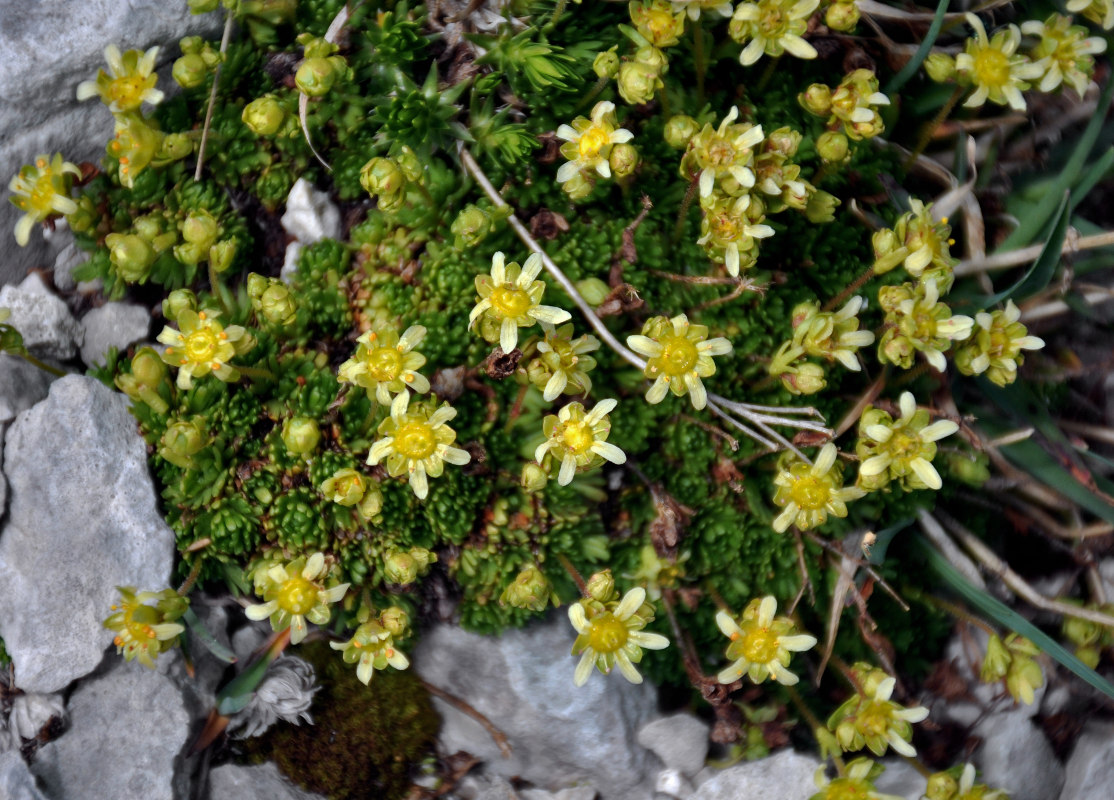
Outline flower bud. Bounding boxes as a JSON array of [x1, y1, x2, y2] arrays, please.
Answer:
[[173, 53, 209, 89], [618, 60, 662, 106], [159, 417, 208, 468], [282, 416, 320, 455], [320, 467, 366, 506], [357, 483, 383, 519], [160, 133, 193, 162], [379, 606, 410, 637], [181, 210, 219, 246], [593, 47, 620, 79], [106, 233, 156, 283], [766, 126, 802, 157], [360, 157, 405, 198], [295, 57, 336, 96], [805, 190, 839, 223], [242, 95, 286, 136], [799, 84, 832, 117], [248, 273, 298, 327], [133, 214, 164, 243], [944, 450, 990, 487], [162, 290, 198, 325], [451, 204, 492, 249], [394, 146, 423, 183], [499, 564, 552, 612], [924, 52, 956, 84], [663, 114, 698, 149], [586, 569, 617, 603], [383, 547, 435, 585], [924, 773, 959, 800], [575, 277, 611, 307], [780, 361, 826, 395], [871, 228, 905, 273], [825, 1, 860, 32], [816, 131, 849, 163], [131, 347, 168, 389], [561, 171, 595, 201], [608, 142, 640, 178], [521, 462, 549, 492], [67, 195, 98, 234], [208, 239, 237, 273]]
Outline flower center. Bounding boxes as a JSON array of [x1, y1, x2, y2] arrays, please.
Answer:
[[890, 431, 919, 459], [29, 177, 57, 214], [185, 327, 219, 363], [758, 4, 787, 37], [706, 137, 737, 167], [659, 335, 698, 375], [646, 10, 674, 40], [122, 605, 159, 642], [394, 420, 437, 459], [587, 612, 629, 653], [578, 126, 610, 161], [710, 212, 741, 241], [109, 76, 147, 109], [857, 701, 890, 737], [561, 420, 595, 455], [826, 778, 872, 800], [490, 285, 532, 319], [366, 346, 403, 381], [277, 576, 319, 615], [742, 627, 780, 663], [789, 475, 831, 510], [973, 48, 1011, 88]]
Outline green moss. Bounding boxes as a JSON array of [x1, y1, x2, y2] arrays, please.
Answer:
[[240, 640, 439, 800]]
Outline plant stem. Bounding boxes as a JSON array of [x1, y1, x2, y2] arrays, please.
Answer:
[[177, 558, 205, 596], [544, 0, 569, 32], [904, 86, 964, 172], [556, 552, 589, 597], [672, 174, 700, 248], [195, 11, 235, 182], [785, 684, 846, 775], [823, 264, 876, 312], [16, 351, 66, 377]]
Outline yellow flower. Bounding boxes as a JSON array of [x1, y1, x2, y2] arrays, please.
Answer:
[[682, 106, 765, 198], [1066, 0, 1114, 30], [1021, 14, 1107, 97], [954, 13, 1044, 111], [877, 279, 973, 372], [627, 314, 733, 410], [530, 323, 600, 401], [729, 0, 820, 67], [556, 101, 635, 183], [810, 759, 905, 800], [469, 251, 572, 354], [329, 621, 410, 685], [697, 193, 775, 276], [954, 300, 1045, 386], [716, 595, 817, 685], [856, 391, 958, 492], [245, 552, 349, 644], [569, 586, 670, 686], [8, 154, 81, 246], [670, 0, 735, 20], [103, 586, 188, 669], [827, 666, 930, 757], [76, 44, 165, 113], [772, 443, 865, 533], [338, 324, 430, 405], [367, 392, 471, 500], [631, 0, 687, 47], [107, 113, 163, 189], [535, 399, 626, 486], [789, 297, 875, 372], [157, 309, 252, 390]]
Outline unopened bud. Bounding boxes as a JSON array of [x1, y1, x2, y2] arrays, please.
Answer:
[[499, 564, 552, 612], [609, 142, 640, 178], [575, 277, 611, 307], [159, 417, 208, 468], [586, 569, 616, 603], [663, 114, 698, 149], [242, 95, 285, 136], [106, 233, 155, 283], [593, 47, 620, 79], [816, 131, 849, 163], [521, 462, 549, 492], [173, 53, 209, 89], [295, 57, 336, 96], [282, 416, 320, 455], [162, 289, 197, 322], [379, 606, 410, 637], [799, 84, 832, 117], [825, 1, 860, 32], [924, 52, 956, 84]]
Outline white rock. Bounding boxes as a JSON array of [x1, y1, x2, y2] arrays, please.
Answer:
[[520, 786, 597, 800], [281, 179, 340, 244], [0, 353, 61, 424], [637, 713, 710, 776], [688, 749, 820, 800], [1059, 721, 1114, 800], [0, 376, 176, 693], [30, 656, 190, 800], [207, 761, 326, 800], [280, 241, 304, 284], [6, 693, 65, 740], [473, 775, 522, 800], [974, 707, 1064, 800], [78, 301, 150, 366], [654, 767, 693, 798], [873, 758, 926, 800], [414, 617, 658, 800], [0, 273, 80, 360], [0, 751, 48, 800]]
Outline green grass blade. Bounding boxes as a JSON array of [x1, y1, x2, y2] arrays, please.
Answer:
[[886, 0, 951, 94], [981, 191, 1070, 306], [918, 534, 1114, 701], [183, 607, 237, 664]]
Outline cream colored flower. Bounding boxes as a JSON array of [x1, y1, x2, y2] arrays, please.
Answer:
[[8, 154, 81, 246], [681, 106, 764, 198], [245, 553, 349, 644], [627, 314, 733, 410], [569, 586, 670, 686], [1066, 0, 1114, 31], [329, 621, 410, 685], [955, 13, 1045, 111], [697, 193, 775, 276], [1021, 14, 1107, 97], [729, 0, 820, 67], [469, 252, 572, 353], [157, 309, 253, 390], [954, 300, 1044, 386], [535, 399, 626, 486], [76, 44, 165, 113], [772, 443, 865, 533], [856, 391, 958, 492], [670, 0, 735, 20], [716, 595, 817, 685], [556, 101, 634, 183], [338, 324, 430, 405], [531, 323, 600, 401], [367, 392, 471, 500]]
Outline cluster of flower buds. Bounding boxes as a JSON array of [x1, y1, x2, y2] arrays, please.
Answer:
[[359, 147, 423, 212], [800, 70, 891, 164], [768, 297, 874, 395], [294, 33, 352, 96]]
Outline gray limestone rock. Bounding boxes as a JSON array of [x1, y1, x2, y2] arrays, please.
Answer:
[[0, 751, 48, 800], [0, 353, 59, 424], [414, 617, 658, 800], [874, 758, 926, 800], [1059, 721, 1114, 800], [0, 1, 222, 286], [974, 707, 1064, 800], [30, 656, 190, 800], [78, 301, 150, 366], [0, 424, 6, 518], [637, 713, 710, 777], [6, 693, 65, 741], [0, 273, 80, 360], [281, 178, 341, 244], [688, 749, 820, 800], [0, 375, 175, 693], [207, 762, 327, 800]]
